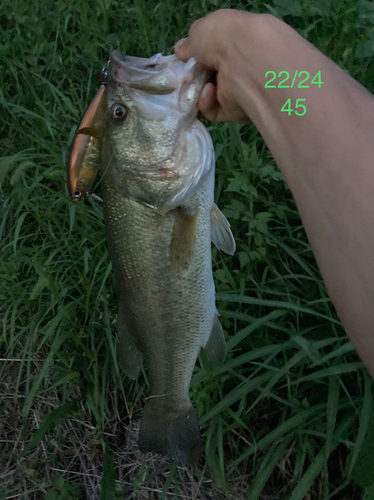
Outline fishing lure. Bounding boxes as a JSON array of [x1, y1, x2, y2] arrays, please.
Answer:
[[68, 63, 109, 201]]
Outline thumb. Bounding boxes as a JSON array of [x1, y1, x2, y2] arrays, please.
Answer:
[[174, 37, 191, 62], [198, 82, 221, 121]]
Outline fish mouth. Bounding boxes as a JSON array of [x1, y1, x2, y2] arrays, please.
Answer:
[[111, 51, 172, 73], [109, 50, 207, 98]]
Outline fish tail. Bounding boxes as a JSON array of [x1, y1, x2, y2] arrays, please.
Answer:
[[138, 401, 202, 465]]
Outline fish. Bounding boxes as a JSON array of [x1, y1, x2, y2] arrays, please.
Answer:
[[68, 84, 107, 200], [68, 50, 235, 465]]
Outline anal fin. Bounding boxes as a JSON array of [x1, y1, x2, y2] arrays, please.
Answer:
[[202, 312, 226, 369], [210, 203, 236, 255]]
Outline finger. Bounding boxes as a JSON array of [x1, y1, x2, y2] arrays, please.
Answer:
[[198, 83, 248, 122], [197, 83, 223, 122], [174, 37, 191, 62], [198, 83, 216, 114], [175, 16, 219, 68]]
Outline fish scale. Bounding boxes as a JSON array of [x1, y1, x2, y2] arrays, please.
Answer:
[[102, 166, 216, 410]]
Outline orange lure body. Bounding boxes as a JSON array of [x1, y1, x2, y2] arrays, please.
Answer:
[[68, 85, 107, 201]]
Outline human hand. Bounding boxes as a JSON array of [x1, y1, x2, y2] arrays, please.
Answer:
[[174, 9, 251, 123]]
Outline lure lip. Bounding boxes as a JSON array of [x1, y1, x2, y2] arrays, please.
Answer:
[[67, 133, 92, 201], [68, 84, 107, 201]]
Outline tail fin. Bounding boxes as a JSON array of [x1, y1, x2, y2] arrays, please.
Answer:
[[138, 402, 202, 465]]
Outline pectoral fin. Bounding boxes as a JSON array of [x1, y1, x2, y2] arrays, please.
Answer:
[[170, 208, 199, 273], [210, 203, 236, 255], [116, 302, 143, 379], [202, 312, 226, 369]]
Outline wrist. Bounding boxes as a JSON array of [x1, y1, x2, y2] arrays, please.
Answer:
[[223, 13, 349, 164], [224, 13, 319, 112]]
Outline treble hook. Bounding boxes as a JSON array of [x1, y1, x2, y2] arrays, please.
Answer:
[[96, 60, 111, 85]]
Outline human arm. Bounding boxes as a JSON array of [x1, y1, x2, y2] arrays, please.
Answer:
[[175, 10, 374, 375]]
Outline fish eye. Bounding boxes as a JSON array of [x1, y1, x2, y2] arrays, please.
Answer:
[[111, 104, 128, 124]]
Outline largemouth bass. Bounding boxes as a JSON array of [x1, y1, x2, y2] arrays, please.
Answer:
[[68, 50, 235, 465]]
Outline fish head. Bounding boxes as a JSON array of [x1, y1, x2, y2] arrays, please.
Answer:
[[102, 50, 214, 212]]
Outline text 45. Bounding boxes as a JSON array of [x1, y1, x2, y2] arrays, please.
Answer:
[[281, 99, 307, 116]]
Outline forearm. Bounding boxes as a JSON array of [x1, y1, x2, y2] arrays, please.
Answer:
[[229, 14, 374, 373]]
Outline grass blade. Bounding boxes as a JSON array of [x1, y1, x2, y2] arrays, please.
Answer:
[[101, 440, 116, 500], [326, 376, 340, 458], [21, 403, 77, 456], [349, 370, 373, 476], [245, 437, 292, 500], [216, 293, 342, 325], [226, 309, 288, 352]]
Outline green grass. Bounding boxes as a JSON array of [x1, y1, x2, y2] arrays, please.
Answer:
[[1, 0, 374, 498]]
